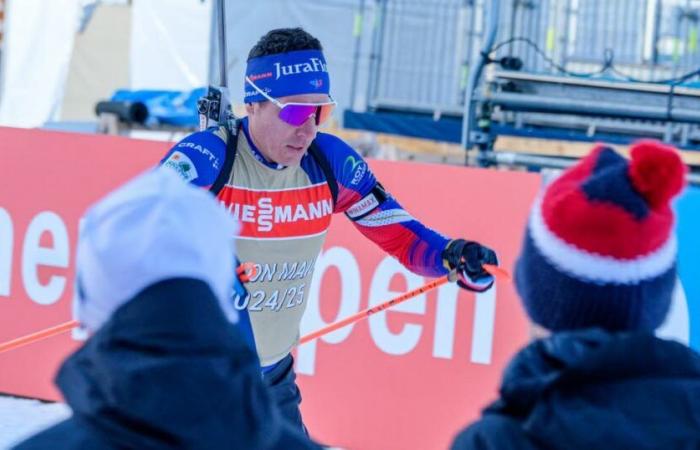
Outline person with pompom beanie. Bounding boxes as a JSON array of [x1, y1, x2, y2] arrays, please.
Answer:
[[451, 141, 700, 450]]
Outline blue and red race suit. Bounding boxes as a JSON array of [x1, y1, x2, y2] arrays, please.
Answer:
[[161, 118, 450, 366]]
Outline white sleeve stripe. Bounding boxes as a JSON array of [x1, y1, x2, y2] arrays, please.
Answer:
[[356, 209, 414, 227], [530, 194, 677, 284]]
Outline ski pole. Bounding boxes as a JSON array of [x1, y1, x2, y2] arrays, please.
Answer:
[[483, 263, 511, 282], [299, 264, 511, 345], [0, 320, 79, 354], [0, 264, 507, 352], [0, 263, 259, 355], [299, 270, 457, 345]]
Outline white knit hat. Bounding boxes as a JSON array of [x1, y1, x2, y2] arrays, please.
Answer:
[[76, 167, 239, 332]]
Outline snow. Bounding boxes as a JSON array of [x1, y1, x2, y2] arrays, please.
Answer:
[[0, 396, 70, 450], [0, 395, 344, 449]]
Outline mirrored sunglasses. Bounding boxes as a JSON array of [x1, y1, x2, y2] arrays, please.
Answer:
[[246, 76, 336, 127]]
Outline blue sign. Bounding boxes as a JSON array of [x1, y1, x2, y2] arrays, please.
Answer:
[[675, 185, 700, 351]]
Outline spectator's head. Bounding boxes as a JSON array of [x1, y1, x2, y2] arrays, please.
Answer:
[[515, 140, 687, 332], [244, 28, 335, 166], [76, 167, 239, 332]]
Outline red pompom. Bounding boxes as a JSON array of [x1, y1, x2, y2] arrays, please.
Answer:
[[628, 140, 686, 209]]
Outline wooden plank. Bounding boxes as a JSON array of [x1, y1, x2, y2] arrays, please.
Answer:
[[232, 111, 700, 166], [327, 127, 465, 158], [494, 135, 700, 166]]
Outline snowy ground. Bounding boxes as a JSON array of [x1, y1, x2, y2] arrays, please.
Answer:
[[0, 396, 70, 449], [0, 396, 343, 449]]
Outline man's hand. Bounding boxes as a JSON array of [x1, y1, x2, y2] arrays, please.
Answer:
[[442, 239, 498, 292]]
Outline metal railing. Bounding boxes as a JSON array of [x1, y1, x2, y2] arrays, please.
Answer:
[[478, 150, 700, 185], [363, 0, 481, 115], [357, 0, 700, 116]]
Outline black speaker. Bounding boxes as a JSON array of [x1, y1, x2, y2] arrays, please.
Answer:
[[95, 101, 148, 124]]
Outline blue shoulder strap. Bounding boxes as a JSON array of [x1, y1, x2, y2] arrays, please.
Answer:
[[307, 141, 339, 208], [209, 121, 240, 195], [201, 124, 338, 207]]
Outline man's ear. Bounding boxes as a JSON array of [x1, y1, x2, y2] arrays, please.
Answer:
[[245, 103, 255, 117]]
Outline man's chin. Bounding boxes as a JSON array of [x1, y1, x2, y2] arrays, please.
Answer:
[[280, 151, 307, 166]]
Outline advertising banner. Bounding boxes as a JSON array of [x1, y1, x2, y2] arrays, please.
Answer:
[[1, 127, 695, 450], [0, 127, 169, 399]]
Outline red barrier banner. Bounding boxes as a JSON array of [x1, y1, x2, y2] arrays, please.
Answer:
[[296, 161, 540, 450], [0, 127, 541, 450], [0, 127, 169, 399]]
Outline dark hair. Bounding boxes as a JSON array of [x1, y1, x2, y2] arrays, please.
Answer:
[[247, 28, 322, 61]]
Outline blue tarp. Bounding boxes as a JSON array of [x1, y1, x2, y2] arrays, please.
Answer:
[[675, 186, 700, 351], [343, 109, 463, 143], [110, 88, 205, 127]]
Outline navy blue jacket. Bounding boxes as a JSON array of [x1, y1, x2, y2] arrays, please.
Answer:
[[14, 278, 320, 450], [452, 328, 700, 450]]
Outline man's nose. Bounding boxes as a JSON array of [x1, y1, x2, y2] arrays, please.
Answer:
[[296, 114, 318, 137]]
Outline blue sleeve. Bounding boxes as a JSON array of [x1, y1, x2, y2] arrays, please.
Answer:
[[314, 132, 450, 277], [312, 132, 377, 210], [160, 127, 228, 189]]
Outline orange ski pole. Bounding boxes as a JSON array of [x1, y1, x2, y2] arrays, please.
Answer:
[[0, 262, 259, 355], [483, 263, 511, 282], [0, 264, 508, 353], [299, 270, 458, 345], [0, 320, 80, 354], [299, 264, 512, 345]]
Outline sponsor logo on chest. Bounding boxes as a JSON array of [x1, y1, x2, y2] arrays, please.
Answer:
[[218, 183, 333, 238]]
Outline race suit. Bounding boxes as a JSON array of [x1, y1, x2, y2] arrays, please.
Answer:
[[161, 118, 450, 367]]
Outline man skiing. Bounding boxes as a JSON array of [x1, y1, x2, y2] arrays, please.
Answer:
[[161, 27, 498, 433]]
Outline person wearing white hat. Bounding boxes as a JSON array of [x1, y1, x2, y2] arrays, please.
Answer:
[[14, 168, 321, 450]]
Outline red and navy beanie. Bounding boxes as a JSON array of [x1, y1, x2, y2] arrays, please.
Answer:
[[515, 140, 687, 332]]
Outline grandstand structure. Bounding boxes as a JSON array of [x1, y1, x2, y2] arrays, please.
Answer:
[[66, 0, 700, 182], [342, 0, 700, 178]]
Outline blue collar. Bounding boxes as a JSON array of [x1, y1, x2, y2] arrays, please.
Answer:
[[241, 118, 287, 170]]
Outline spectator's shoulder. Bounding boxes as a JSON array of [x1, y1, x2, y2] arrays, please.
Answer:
[[13, 418, 115, 450], [451, 415, 538, 450]]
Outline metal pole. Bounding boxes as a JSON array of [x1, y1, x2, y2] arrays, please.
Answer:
[[559, 0, 573, 70], [651, 0, 661, 69], [461, 0, 501, 152], [217, 0, 227, 87], [508, 0, 517, 55], [350, 0, 367, 110], [366, 0, 388, 109], [198, 0, 232, 130]]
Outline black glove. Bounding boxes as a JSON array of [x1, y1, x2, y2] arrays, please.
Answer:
[[442, 239, 498, 292]]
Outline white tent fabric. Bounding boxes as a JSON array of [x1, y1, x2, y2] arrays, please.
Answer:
[[0, 0, 82, 127], [0, 1, 367, 127], [130, 0, 212, 90], [60, 3, 131, 122], [214, 0, 368, 115], [131, 0, 367, 120]]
